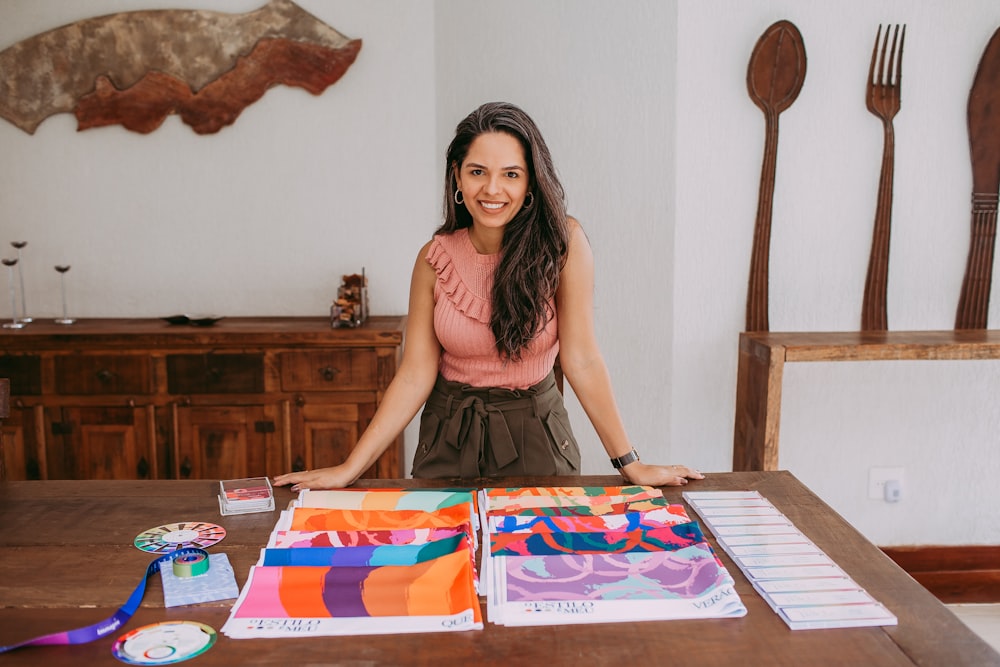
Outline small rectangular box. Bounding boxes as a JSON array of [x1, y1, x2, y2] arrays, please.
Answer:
[[219, 476, 275, 516]]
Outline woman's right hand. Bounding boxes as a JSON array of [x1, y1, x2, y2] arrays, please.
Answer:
[[272, 465, 358, 492]]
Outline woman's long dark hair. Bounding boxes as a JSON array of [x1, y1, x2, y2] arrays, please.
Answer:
[[436, 102, 569, 361]]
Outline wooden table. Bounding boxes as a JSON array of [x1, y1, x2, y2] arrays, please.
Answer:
[[733, 329, 1000, 471], [1, 473, 997, 666]]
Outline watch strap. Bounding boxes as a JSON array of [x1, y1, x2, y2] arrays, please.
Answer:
[[610, 448, 640, 469]]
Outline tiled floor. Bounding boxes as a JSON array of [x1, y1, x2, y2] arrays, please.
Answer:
[[948, 604, 1000, 653]]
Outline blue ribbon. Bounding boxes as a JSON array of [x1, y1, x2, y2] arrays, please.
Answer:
[[0, 547, 209, 653]]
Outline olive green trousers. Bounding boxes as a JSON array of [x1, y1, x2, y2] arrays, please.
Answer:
[[411, 371, 581, 479]]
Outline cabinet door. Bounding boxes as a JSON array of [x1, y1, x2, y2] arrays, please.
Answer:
[[0, 406, 43, 481], [173, 404, 281, 479], [46, 405, 156, 480], [287, 400, 359, 474], [288, 398, 400, 479]]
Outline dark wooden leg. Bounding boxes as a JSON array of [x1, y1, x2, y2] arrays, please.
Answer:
[[732, 335, 784, 471]]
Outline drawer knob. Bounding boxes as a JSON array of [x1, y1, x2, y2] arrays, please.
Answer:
[[320, 366, 340, 382], [51, 421, 73, 436], [96, 369, 115, 383], [293, 456, 306, 472], [180, 456, 193, 479]]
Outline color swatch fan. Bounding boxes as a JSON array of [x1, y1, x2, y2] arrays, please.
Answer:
[[134, 522, 226, 554]]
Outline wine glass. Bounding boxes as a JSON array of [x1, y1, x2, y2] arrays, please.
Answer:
[[10, 241, 31, 323], [2, 258, 24, 329], [54, 265, 75, 324]]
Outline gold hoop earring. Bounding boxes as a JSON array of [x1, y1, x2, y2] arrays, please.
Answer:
[[454, 190, 464, 205], [523, 191, 534, 209]]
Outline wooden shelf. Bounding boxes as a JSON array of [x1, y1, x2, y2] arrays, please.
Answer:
[[733, 329, 1000, 471]]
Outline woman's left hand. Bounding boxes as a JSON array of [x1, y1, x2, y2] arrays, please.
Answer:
[[619, 462, 704, 487]]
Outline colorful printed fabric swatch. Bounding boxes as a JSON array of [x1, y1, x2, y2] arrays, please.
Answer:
[[298, 489, 474, 512], [230, 548, 479, 620], [261, 534, 468, 567], [268, 527, 465, 549], [483, 485, 660, 500], [483, 486, 665, 517], [489, 522, 705, 557], [487, 505, 691, 534], [492, 543, 746, 625], [504, 543, 727, 601], [288, 504, 472, 532]]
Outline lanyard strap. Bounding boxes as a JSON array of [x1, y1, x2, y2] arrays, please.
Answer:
[[0, 547, 209, 653]]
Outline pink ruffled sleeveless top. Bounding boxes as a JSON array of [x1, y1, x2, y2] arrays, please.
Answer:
[[426, 228, 558, 389]]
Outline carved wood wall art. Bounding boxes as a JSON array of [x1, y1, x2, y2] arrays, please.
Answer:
[[956, 26, 1000, 329], [0, 0, 361, 135], [744, 20, 806, 332], [861, 24, 905, 332]]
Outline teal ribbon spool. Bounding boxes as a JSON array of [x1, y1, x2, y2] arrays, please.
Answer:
[[172, 550, 210, 578]]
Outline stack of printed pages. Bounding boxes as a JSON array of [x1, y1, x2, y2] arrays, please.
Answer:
[[480, 485, 747, 625], [221, 488, 482, 638], [683, 490, 897, 630]]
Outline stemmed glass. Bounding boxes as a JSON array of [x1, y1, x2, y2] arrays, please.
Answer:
[[54, 265, 75, 324], [11, 241, 31, 323], [2, 257, 25, 329]]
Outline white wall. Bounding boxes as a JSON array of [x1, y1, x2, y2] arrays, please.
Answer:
[[2, 0, 999, 546]]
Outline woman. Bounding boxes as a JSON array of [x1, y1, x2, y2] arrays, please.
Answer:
[[273, 102, 703, 491]]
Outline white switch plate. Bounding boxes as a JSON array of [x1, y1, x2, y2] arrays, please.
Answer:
[[868, 467, 904, 501]]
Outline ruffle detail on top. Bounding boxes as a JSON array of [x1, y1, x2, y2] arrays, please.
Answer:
[[426, 230, 496, 325]]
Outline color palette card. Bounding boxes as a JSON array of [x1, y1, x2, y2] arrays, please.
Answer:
[[683, 490, 897, 630]]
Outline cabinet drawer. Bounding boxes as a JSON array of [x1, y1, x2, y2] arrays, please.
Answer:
[[54, 355, 153, 395], [167, 354, 264, 394], [0, 355, 42, 395], [279, 350, 376, 391]]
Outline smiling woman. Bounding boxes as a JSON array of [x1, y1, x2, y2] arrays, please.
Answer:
[[273, 101, 704, 491]]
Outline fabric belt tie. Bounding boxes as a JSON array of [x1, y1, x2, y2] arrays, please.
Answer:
[[443, 394, 534, 477]]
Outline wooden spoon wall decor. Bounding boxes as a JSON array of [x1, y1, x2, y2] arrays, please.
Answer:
[[745, 20, 807, 332]]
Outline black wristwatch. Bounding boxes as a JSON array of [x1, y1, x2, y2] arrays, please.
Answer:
[[610, 448, 640, 469]]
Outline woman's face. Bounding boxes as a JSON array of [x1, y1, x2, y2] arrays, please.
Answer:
[[454, 131, 530, 233]]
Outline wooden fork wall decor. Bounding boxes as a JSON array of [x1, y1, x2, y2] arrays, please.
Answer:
[[745, 21, 807, 332], [861, 24, 905, 331]]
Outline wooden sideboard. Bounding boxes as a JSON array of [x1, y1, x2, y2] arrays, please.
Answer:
[[0, 316, 405, 481]]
